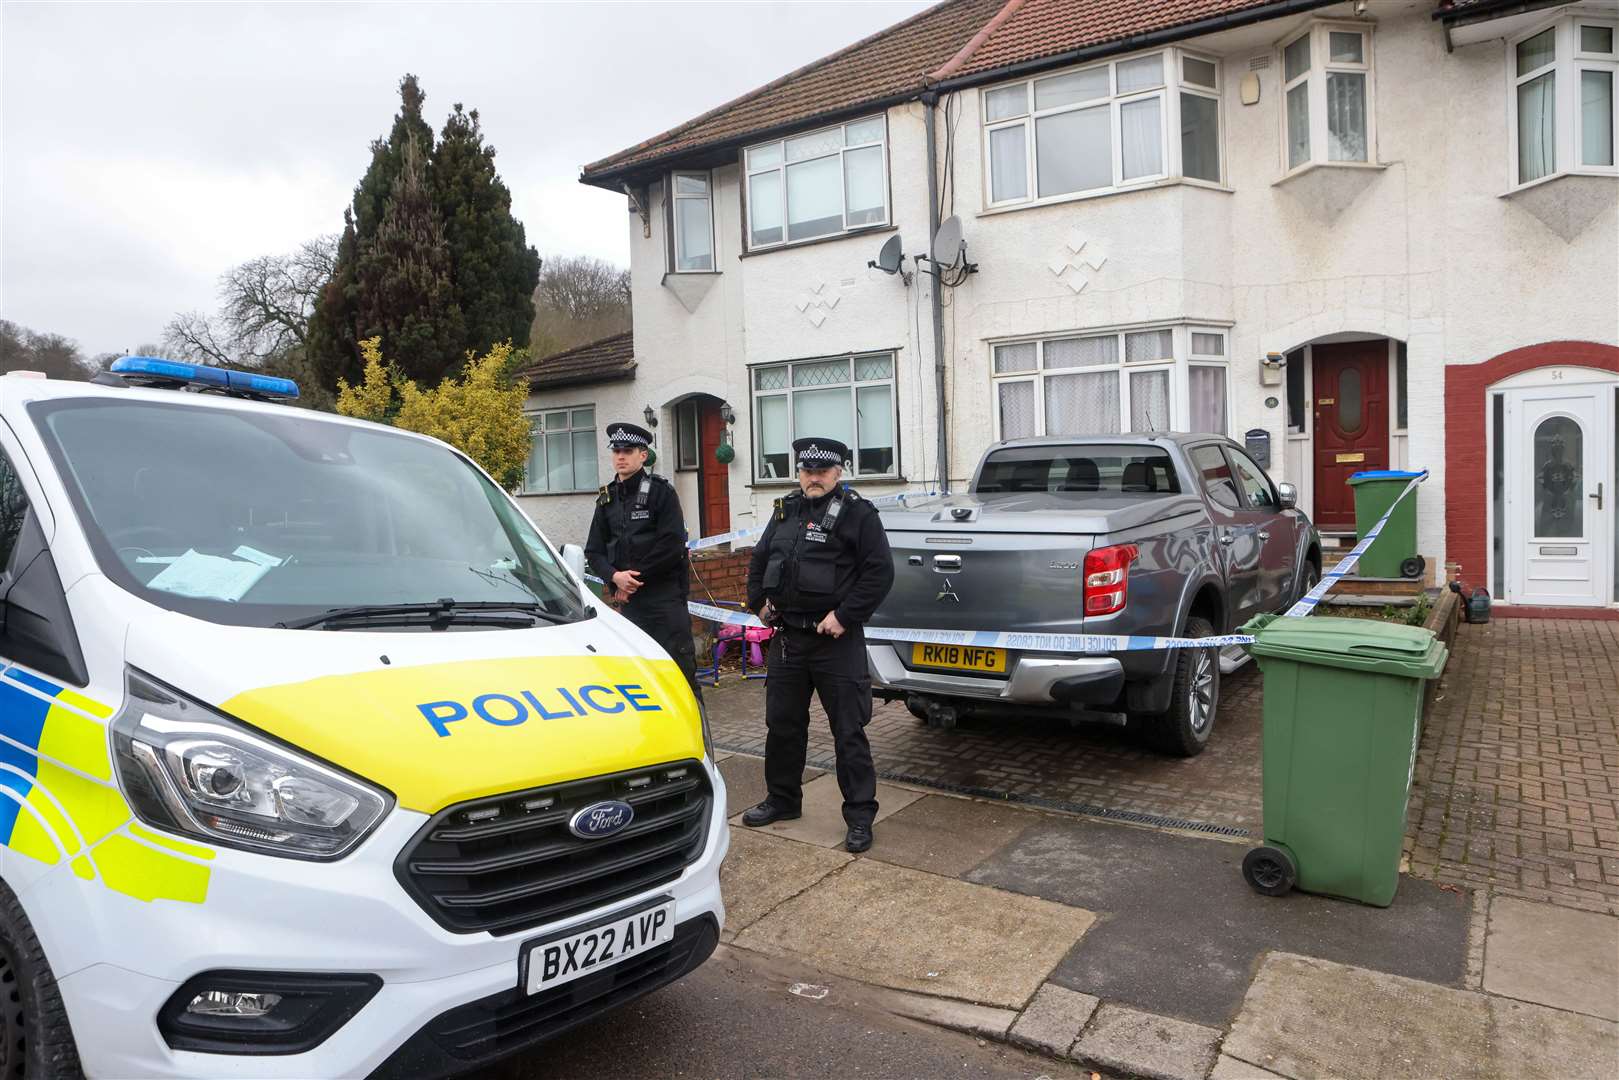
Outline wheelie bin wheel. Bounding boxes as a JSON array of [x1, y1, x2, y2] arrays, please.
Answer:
[[1242, 846, 1297, 896]]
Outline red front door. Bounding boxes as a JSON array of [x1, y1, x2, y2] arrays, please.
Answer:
[[1311, 341, 1390, 531], [696, 400, 731, 537]]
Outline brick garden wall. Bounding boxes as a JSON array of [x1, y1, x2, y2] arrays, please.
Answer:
[[689, 548, 752, 606]]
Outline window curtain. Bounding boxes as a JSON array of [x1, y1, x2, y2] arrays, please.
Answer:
[[1518, 72, 1556, 182], [1045, 371, 1120, 435], [758, 396, 789, 478], [989, 125, 1028, 202], [1326, 72, 1367, 161], [1121, 97, 1163, 179], [1189, 366, 1228, 435], [1037, 106, 1110, 196], [1129, 370, 1171, 432], [998, 381, 1036, 439]]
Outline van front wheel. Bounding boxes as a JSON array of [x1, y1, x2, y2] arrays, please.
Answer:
[[0, 878, 81, 1080]]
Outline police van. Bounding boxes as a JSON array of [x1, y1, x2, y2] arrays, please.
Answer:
[[0, 359, 727, 1078]]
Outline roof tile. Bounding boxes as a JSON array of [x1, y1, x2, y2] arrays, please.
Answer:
[[520, 330, 636, 390]]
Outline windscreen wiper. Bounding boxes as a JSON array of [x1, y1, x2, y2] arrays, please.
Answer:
[[275, 598, 573, 631]]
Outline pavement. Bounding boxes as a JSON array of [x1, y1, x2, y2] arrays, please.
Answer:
[[480, 617, 1619, 1078], [709, 752, 1619, 1080]]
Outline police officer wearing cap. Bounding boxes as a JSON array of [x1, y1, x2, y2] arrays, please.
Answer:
[[585, 422, 703, 701], [742, 437, 893, 853]]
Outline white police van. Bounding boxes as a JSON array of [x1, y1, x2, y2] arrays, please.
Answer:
[[0, 359, 726, 1077]]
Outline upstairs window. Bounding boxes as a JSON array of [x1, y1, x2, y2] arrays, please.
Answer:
[[1510, 17, 1616, 187], [1280, 23, 1374, 173], [670, 172, 715, 272], [982, 48, 1223, 207], [745, 117, 888, 250], [991, 325, 1229, 440]]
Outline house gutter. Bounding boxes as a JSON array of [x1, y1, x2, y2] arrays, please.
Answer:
[[921, 89, 950, 494]]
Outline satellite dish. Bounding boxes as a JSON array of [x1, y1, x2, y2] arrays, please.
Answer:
[[870, 234, 904, 274], [932, 216, 965, 267]]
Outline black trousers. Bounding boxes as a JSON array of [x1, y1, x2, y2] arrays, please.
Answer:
[[764, 623, 877, 828], [623, 585, 704, 705]]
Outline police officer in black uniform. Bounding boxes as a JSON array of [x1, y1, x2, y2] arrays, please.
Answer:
[[585, 422, 703, 702], [742, 437, 893, 853]]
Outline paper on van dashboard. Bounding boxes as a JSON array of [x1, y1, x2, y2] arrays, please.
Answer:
[[146, 548, 282, 602]]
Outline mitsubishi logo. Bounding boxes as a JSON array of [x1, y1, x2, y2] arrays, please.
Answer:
[[935, 578, 961, 603]]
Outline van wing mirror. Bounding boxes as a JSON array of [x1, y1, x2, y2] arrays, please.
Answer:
[[561, 543, 587, 585], [1276, 482, 1298, 510]]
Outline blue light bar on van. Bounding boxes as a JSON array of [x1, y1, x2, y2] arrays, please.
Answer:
[[111, 357, 228, 387], [223, 370, 300, 399], [109, 356, 300, 399]]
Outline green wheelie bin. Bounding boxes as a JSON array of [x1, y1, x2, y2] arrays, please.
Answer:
[[1347, 469, 1425, 579], [1238, 613, 1448, 906]]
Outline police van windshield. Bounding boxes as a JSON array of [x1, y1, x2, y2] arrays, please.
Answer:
[[31, 397, 589, 629]]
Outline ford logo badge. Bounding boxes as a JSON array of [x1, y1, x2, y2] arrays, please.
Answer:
[[568, 800, 635, 839]]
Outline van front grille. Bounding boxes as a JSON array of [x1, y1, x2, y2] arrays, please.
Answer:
[[394, 761, 711, 936]]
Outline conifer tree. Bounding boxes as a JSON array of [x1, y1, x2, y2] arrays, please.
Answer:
[[434, 103, 542, 357], [354, 134, 465, 384]]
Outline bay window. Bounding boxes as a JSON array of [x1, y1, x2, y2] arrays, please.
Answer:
[[1280, 23, 1374, 173], [745, 117, 889, 250], [751, 353, 897, 481], [1510, 16, 1617, 187], [992, 326, 1229, 440], [524, 406, 597, 493], [982, 48, 1222, 207]]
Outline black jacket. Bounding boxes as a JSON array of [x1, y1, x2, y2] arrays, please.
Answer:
[[585, 470, 689, 595], [746, 487, 893, 627]]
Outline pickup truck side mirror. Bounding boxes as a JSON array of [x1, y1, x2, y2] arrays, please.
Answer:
[[561, 543, 587, 585], [1276, 482, 1298, 510]]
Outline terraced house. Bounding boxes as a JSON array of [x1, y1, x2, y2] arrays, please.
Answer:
[[518, 0, 1619, 614]]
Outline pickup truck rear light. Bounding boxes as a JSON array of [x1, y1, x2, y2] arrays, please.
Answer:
[[1083, 544, 1139, 616]]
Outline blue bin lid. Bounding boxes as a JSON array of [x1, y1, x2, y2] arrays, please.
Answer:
[[1348, 469, 1426, 484]]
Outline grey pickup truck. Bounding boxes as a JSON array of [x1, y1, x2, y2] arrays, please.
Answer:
[[868, 434, 1322, 756]]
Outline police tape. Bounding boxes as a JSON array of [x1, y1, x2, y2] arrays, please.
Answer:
[[595, 471, 1429, 656], [684, 490, 939, 551], [685, 602, 1256, 652], [1281, 469, 1426, 618]]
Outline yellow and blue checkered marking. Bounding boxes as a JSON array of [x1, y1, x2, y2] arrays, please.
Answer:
[[0, 663, 211, 904]]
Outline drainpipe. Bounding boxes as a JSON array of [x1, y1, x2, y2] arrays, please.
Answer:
[[922, 90, 950, 493]]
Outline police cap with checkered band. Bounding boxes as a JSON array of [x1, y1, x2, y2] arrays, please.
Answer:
[[605, 422, 654, 450], [793, 437, 849, 471]]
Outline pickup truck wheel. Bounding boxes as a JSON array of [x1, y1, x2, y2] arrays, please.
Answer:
[[1133, 615, 1220, 757], [1297, 561, 1321, 604], [0, 878, 82, 1080]]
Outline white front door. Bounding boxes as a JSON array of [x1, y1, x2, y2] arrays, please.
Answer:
[[1504, 381, 1615, 607]]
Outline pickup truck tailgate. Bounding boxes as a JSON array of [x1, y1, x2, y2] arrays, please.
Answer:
[[873, 497, 1094, 634]]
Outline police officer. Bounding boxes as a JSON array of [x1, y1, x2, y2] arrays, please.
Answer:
[[585, 422, 703, 702], [742, 437, 893, 853]]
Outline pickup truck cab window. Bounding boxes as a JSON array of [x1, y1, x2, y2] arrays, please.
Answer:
[[976, 444, 1181, 495], [1190, 444, 1242, 509], [1226, 447, 1279, 509]]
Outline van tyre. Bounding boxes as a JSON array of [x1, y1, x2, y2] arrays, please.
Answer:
[[1132, 615, 1219, 758], [0, 878, 81, 1080]]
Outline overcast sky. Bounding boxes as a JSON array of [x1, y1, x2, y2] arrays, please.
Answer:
[[0, 0, 930, 357]]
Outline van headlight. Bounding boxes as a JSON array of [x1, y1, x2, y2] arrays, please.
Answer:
[[111, 668, 391, 860]]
